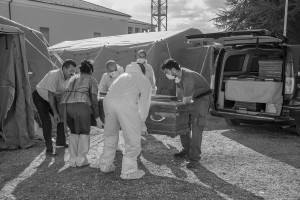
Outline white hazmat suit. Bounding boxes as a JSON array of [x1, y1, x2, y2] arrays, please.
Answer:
[[99, 63, 151, 180]]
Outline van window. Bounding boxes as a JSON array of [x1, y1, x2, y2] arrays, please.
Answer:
[[250, 54, 283, 72], [224, 54, 245, 72]]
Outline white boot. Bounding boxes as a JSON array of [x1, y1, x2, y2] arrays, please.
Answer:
[[120, 170, 145, 180], [68, 133, 79, 167], [116, 131, 125, 153], [76, 134, 90, 167], [99, 163, 116, 173]]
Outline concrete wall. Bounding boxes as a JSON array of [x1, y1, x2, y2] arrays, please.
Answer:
[[0, 0, 11, 18], [128, 22, 151, 33], [1, 0, 130, 45]]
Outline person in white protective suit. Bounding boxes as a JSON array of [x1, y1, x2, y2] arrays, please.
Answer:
[[99, 62, 151, 180], [128, 49, 157, 95]]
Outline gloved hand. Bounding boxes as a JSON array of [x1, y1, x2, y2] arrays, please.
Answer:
[[141, 121, 148, 135], [151, 87, 157, 96]]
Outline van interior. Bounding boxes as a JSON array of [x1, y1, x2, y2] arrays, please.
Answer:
[[215, 48, 285, 116]]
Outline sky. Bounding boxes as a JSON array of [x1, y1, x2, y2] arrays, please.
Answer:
[[84, 0, 227, 33]]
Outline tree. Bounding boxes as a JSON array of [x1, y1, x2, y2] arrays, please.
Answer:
[[211, 0, 300, 44]]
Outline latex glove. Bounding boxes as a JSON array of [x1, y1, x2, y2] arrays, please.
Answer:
[[96, 117, 104, 129], [141, 121, 148, 135], [151, 87, 157, 96]]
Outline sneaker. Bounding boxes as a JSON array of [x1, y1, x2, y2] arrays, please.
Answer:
[[46, 149, 57, 156], [174, 150, 189, 158], [56, 143, 69, 148], [186, 161, 199, 169]]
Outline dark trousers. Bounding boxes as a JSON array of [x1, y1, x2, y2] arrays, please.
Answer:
[[32, 90, 66, 150], [180, 95, 210, 162]]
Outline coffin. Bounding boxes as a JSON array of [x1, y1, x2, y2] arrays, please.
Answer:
[[145, 95, 191, 138], [97, 95, 191, 138]]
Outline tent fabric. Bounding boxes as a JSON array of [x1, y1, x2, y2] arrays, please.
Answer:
[[0, 24, 35, 149], [48, 28, 213, 96], [0, 16, 53, 94]]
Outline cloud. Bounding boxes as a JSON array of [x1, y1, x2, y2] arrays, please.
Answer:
[[84, 0, 226, 33]]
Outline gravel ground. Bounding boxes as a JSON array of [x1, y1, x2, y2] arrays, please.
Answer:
[[0, 115, 300, 200]]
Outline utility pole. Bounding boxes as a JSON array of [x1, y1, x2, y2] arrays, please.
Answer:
[[283, 0, 288, 36], [151, 0, 167, 32]]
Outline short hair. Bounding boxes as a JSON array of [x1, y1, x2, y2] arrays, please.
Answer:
[[79, 60, 94, 74], [137, 49, 146, 58], [106, 60, 117, 69], [62, 59, 76, 69], [161, 58, 180, 71]]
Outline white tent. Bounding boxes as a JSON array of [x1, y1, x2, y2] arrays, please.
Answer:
[[49, 28, 213, 95]]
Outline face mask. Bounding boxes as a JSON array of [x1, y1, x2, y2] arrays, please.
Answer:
[[166, 74, 175, 80], [109, 71, 119, 78], [137, 58, 146, 64]]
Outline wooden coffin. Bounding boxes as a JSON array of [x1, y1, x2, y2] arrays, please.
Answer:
[[97, 95, 191, 138], [145, 95, 191, 138]]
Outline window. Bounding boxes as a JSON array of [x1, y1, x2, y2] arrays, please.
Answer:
[[224, 54, 245, 72], [250, 53, 283, 72], [94, 32, 101, 37], [128, 27, 133, 34], [40, 27, 49, 45], [135, 28, 140, 33]]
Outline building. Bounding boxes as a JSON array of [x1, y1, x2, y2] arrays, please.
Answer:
[[128, 19, 152, 34], [0, 0, 152, 45]]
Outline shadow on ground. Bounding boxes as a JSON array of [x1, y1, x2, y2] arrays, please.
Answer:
[[140, 134, 264, 200], [0, 132, 264, 200], [220, 122, 300, 169]]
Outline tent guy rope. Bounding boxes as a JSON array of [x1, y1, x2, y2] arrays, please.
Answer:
[[25, 38, 59, 69]]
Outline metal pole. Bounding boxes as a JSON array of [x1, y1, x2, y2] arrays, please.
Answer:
[[158, 0, 161, 31], [283, 0, 288, 36]]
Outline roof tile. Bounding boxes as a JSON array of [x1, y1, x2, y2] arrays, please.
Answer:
[[28, 0, 131, 17]]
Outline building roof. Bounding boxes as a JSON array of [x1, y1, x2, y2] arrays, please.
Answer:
[[129, 19, 152, 26], [28, 0, 131, 17]]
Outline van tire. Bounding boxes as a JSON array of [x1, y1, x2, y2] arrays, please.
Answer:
[[225, 118, 240, 126]]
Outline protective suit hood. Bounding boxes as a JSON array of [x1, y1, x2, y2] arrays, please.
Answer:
[[126, 62, 144, 76]]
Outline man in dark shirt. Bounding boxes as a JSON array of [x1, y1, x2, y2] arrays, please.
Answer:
[[161, 58, 211, 168]]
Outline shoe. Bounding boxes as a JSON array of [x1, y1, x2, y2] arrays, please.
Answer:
[[56, 143, 69, 148], [174, 150, 189, 158], [186, 161, 199, 169], [46, 149, 57, 156]]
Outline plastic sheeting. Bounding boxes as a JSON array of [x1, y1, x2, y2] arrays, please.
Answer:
[[0, 25, 34, 149]]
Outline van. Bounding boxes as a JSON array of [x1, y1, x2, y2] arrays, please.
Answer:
[[186, 29, 300, 135]]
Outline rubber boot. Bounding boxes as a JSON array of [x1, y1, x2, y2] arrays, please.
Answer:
[[68, 133, 79, 167], [76, 134, 90, 167]]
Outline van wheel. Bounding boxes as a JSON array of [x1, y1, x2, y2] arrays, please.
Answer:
[[225, 118, 240, 126], [295, 126, 300, 136]]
